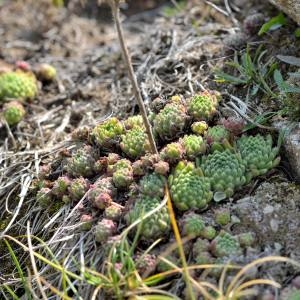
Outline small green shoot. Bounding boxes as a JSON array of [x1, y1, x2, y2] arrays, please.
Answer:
[[295, 28, 300, 38], [258, 13, 287, 36], [214, 46, 278, 99]]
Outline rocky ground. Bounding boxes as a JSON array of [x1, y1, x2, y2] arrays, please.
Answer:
[[0, 0, 299, 299]]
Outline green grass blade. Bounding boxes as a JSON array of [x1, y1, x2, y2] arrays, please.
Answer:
[[3, 239, 32, 300]]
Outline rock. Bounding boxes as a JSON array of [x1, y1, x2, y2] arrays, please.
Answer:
[[231, 182, 300, 261], [285, 124, 300, 181], [273, 121, 300, 181], [268, 0, 300, 25]]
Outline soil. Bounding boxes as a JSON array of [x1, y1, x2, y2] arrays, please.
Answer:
[[0, 0, 299, 299]]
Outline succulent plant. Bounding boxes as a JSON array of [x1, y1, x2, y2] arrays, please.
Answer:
[[0, 70, 38, 102], [65, 145, 97, 177], [236, 134, 280, 181], [205, 125, 230, 146], [92, 117, 124, 148], [52, 176, 71, 197], [180, 134, 206, 160], [71, 126, 91, 142], [94, 192, 113, 210], [80, 214, 93, 231], [199, 226, 217, 240], [123, 115, 144, 130], [153, 161, 170, 176], [94, 219, 117, 243], [132, 160, 146, 176], [37, 187, 52, 208], [36, 63, 57, 82], [187, 90, 220, 121], [104, 203, 123, 220], [210, 231, 242, 258], [139, 173, 166, 198], [120, 128, 151, 159], [135, 253, 157, 275], [169, 161, 213, 211], [125, 195, 170, 241], [180, 212, 205, 237], [68, 177, 90, 201], [200, 149, 247, 201], [191, 121, 208, 135], [214, 209, 231, 226], [112, 159, 134, 189], [192, 238, 210, 258], [160, 142, 185, 164], [2, 101, 26, 125], [88, 177, 117, 208], [237, 232, 256, 248], [153, 103, 188, 140], [221, 117, 245, 136], [194, 252, 214, 265]]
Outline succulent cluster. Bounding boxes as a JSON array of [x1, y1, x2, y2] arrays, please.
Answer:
[[169, 161, 212, 211], [92, 117, 124, 148], [125, 194, 170, 241], [0, 70, 38, 102], [35, 89, 281, 268], [236, 134, 280, 181], [120, 128, 150, 159], [2, 101, 26, 125], [200, 149, 247, 201], [153, 102, 188, 140], [187, 90, 220, 121]]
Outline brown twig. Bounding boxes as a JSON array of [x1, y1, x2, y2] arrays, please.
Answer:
[[109, 0, 158, 155]]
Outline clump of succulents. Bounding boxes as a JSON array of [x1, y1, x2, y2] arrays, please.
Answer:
[[153, 161, 170, 176], [169, 161, 213, 211], [2, 101, 26, 125], [180, 134, 206, 160], [92, 117, 124, 148], [120, 128, 150, 159], [35, 63, 57, 82], [0, 70, 38, 101], [125, 195, 170, 241], [112, 159, 134, 189], [205, 125, 230, 150], [180, 212, 205, 237], [214, 208, 231, 226], [153, 102, 188, 140], [160, 142, 185, 164], [134, 253, 157, 275], [187, 90, 220, 121], [65, 145, 97, 177], [221, 116, 245, 136], [191, 121, 208, 135], [236, 134, 280, 181], [237, 232, 256, 247], [52, 176, 71, 197], [80, 214, 93, 231], [94, 219, 117, 243], [139, 173, 166, 198], [123, 115, 144, 130], [104, 203, 123, 220], [200, 149, 247, 201], [199, 226, 217, 240], [88, 177, 117, 209], [192, 238, 213, 264], [68, 177, 90, 201], [210, 231, 242, 258]]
